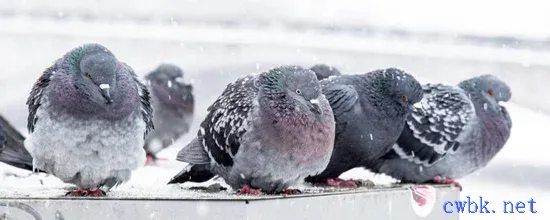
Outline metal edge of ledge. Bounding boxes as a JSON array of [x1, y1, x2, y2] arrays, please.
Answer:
[[0, 185, 460, 220]]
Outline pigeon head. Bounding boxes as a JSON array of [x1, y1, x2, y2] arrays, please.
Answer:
[[310, 64, 341, 80], [459, 74, 512, 127], [458, 74, 511, 102], [259, 65, 324, 115], [67, 43, 119, 105], [365, 68, 423, 112], [146, 63, 193, 106], [146, 63, 185, 85]]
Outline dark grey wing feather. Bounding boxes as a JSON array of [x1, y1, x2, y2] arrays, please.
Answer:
[[390, 84, 475, 166], [26, 65, 56, 133], [199, 75, 256, 167], [177, 137, 210, 164], [124, 63, 155, 138], [321, 82, 359, 134], [0, 115, 36, 171]]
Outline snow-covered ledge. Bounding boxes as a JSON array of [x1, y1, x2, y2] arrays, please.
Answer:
[[0, 185, 459, 220]]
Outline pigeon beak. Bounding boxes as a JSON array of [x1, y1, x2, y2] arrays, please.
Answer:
[[99, 84, 113, 104], [309, 98, 322, 114]]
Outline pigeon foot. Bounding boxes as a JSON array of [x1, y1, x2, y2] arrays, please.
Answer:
[[281, 188, 302, 195], [145, 153, 168, 165], [432, 176, 462, 191], [315, 178, 358, 188], [66, 188, 106, 197], [237, 185, 261, 195]]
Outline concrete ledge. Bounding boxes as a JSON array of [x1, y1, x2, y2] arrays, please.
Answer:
[[0, 185, 459, 220]]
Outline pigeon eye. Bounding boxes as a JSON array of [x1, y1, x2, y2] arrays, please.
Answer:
[[85, 73, 92, 78], [487, 89, 494, 96], [401, 95, 408, 102], [296, 89, 301, 94]]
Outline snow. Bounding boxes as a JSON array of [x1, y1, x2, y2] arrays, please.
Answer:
[[0, 102, 547, 218], [0, 3, 548, 218]]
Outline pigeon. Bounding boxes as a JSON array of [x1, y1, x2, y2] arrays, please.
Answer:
[[143, 63, 194, 165], [374, 74, 512, 189], [24, 43, 154, 197], [304, 68, 424, 188], [0, 115, 35, 171], [167, 65, 335, 194], [310, 64, 341, 80]]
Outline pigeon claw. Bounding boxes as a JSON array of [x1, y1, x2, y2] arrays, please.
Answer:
[[66, 188, 106, 197], [432, 176, 462, 191], [237, 185, 261, 195], [145, 153, 168, 165], [319, 178, 358, 188], [281, 189, 302, 195]]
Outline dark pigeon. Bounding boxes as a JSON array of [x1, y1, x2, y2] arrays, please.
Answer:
[[168, 65, 336, 194], [310, 64, 341, 80], [374, 74, 512, 189], [24, 43, 154, 197], [305, 68, 423, 187], [0, 115, 35, 171], [143, 63, 194, 165]]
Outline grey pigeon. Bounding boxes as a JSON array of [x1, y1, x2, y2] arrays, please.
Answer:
[[0, 115, 35, 171], [143, 63, 194, 165], [374, 74, 512, 189], [310, 64, 341, 80], [305, 68, 423, 187], [167, 65, 335, 194], [24, 43, 154, 197]]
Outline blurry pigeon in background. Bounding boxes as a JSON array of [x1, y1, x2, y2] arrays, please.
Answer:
[[374, 75, 512, 189], [143, 63, 194, 165], [168, 65, 335, 194], [24, 43, 154, 197], [305, 68, 423, 188], [0, 115, 35, 171], [310, 64, 341, 80]]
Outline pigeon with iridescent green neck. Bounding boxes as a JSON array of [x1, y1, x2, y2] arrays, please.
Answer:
[[24, 43, 154, 197], [374, 75, 512, 190], [168, 65, 335, 194]]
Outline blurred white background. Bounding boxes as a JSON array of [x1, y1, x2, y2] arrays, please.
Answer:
[[0, 0, 548, 219]]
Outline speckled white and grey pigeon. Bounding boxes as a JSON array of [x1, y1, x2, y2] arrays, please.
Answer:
[[310, 64, 341, 80], [0, 115, 36, 171], [374, 74, 512, 189], [305, 68, 424, 188], [167, 65, 336, 194], [24, 43, 154, 197], [143, 63, 194, 165]]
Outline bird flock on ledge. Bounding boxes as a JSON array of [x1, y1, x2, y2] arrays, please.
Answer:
[[0, 43, 512, 198]]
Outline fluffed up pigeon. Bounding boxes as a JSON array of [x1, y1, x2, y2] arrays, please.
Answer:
[[168, 65, 336, 194], [143, 63, 194, 165], [24, 43, 154, 197], [310, 64, 341, 80], [374, 74, 512, 189], [0, 115, 35, 171], [305, 68, 424, 188]]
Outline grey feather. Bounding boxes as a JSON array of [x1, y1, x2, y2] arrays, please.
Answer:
[[176, 137, 210, 164], [0, 115, 37, 171], [310, 64, 341, 80], [24, 43, 152, 193], [376, 74, 513, 183], [305, 67, 424, 183], [143, 63, 194, 158], [169, 65, 336, 193]]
